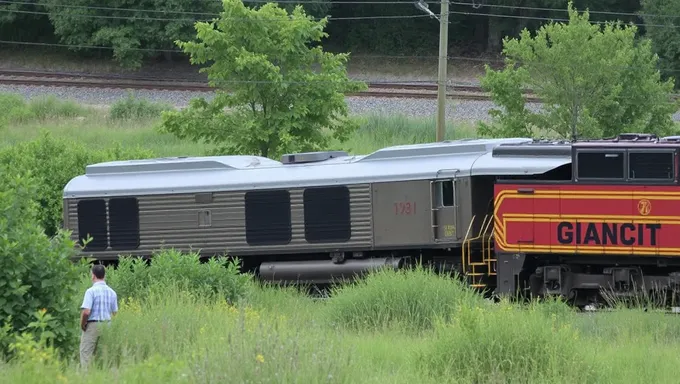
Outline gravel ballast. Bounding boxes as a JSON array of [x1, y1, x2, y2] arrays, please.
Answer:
[[1, 84, 679, 123]]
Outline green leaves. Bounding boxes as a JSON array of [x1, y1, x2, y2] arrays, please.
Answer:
[[641, 0, 680, 89], [160, 0, 366, 159], [480, 2, 679, 140], [42, 0, 223, 69], [0, 164, 88, 359], [0, 132, 156, 237], [106, 249, 252, 305]]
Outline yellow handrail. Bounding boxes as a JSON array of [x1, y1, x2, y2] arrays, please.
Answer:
[[461, 215, 476, 272]]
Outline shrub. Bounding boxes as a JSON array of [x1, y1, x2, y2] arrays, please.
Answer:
[[0, 132, 156, 236], [0, 164, 85, 359], [106, 249, 252, 304], [324, 265, 487, 331], [109, 93, 173, 121], [417, 299, 600, 383]]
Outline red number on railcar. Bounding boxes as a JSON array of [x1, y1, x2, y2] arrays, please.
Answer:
[[394, 202, 416, 215]]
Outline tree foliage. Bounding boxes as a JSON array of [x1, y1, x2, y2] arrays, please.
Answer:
[[159, 0, 366, 159], [0, 163, 86, 358], [641, 0, 680, 88], [0, 132, 155, 237], [478, 2, 678, 140], [42, 0, 223, 69]]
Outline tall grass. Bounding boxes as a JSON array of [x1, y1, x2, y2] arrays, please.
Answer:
[[108, 93, 174, 121], [340, 113, 477, 154], [0, 92, 480, 157], [325, 265, 486, 331], [0, 93, 90, 126], [2, 267, 680, 383]]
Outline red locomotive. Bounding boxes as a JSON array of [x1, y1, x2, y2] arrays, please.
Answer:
[[491, 134, 680, 307]]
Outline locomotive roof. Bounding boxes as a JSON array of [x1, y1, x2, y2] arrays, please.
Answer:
[[63, 137, 572, 198]]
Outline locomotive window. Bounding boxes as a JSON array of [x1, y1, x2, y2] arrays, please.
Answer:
[[629, 152, 674, 180], [108, 197, 140, 250], [577, 151, 625, 179], [437, 180, 454, 207], [303, 186, 351, 243], [245, 190, 292, 246], [77, 199, 108, 251]]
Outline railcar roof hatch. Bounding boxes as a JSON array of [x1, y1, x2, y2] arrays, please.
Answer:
[[281, 151, 349, 164], [359, 138, 533, 161], [85, 155, 280, 175]]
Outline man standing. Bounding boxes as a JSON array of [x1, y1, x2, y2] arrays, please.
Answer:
[[79, 264, 118, 369]]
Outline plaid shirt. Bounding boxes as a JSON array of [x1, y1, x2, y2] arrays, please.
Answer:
[[80, 281, 118, 321]]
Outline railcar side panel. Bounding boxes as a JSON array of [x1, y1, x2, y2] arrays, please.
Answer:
[[494, 183, 680, 256], [372, 180, 433, 247], [66, 183, 373, 259]]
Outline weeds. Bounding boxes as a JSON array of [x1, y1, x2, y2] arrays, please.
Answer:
[[108, 92, 173, 120], [0, 93, 89, 126], [107, 249, 252, 304], [325, 265, 487, 331]]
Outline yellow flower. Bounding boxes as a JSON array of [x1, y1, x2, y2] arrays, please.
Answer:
[[255, 354, 265, 363]]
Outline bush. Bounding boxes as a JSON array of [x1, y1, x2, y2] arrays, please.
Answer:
[[106, 249, 252, 304], [418, 299, 600, 383], [0, 132, 156, 236], [109, 93, 173, 121], [324, 265, 487, 331], [0, 164, 86, 359]]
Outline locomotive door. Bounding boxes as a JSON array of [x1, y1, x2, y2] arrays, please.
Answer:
[[431, 176, 461, 242]]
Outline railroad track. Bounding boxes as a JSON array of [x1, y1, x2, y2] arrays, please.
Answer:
[[0, 68, 536, 102]]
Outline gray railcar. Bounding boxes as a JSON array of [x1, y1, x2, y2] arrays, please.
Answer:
[[62, 138, 570, 285]]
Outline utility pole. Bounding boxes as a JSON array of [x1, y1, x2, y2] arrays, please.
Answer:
[[436, 0, 449, 142], [415, 0, 449, 142]]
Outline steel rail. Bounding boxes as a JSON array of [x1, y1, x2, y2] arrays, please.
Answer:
[[0, 69, 536, 101]]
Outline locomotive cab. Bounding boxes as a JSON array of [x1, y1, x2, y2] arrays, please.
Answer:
[[492, 133, 680, 307]]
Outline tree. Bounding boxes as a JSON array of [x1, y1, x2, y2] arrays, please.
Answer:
[[0, 163, 85, 359], [159, 0, 366, 159], [43, 0, 224, 69], [641, 0, 680, 88], [478, 2, 678, 140]]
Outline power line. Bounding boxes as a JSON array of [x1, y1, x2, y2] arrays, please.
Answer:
[[447, 9, 680, 29], [450, 1, 680, 21], [3, 0, 680, 21], [3, 4, 680, 29], [0, 7, 434, 22], [3, 39, 680, 75]]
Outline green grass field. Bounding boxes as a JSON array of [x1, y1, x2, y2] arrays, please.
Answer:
[[0, 93, 478, 156], [1, 93, 680, 384]]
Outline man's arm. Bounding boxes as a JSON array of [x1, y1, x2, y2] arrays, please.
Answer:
[[80, 290, 93, 332], [111, 292, 118, 317], [80, 309, 90, 332]]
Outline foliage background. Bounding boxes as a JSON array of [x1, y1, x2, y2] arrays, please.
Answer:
[[1, 0, 678, 85]]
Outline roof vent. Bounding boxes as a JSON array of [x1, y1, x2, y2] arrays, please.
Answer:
[[281, 150, 348, 164], [616, 133, 658, 141]]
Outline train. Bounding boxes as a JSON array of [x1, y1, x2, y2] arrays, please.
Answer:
[[62, 133, 680, 307]]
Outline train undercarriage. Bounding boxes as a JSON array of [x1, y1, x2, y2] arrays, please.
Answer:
[[247, 213, 680, 310], [497, 252, 680, 308]]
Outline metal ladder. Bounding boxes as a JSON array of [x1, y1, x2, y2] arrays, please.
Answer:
[[461, 214, 496, 289]]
